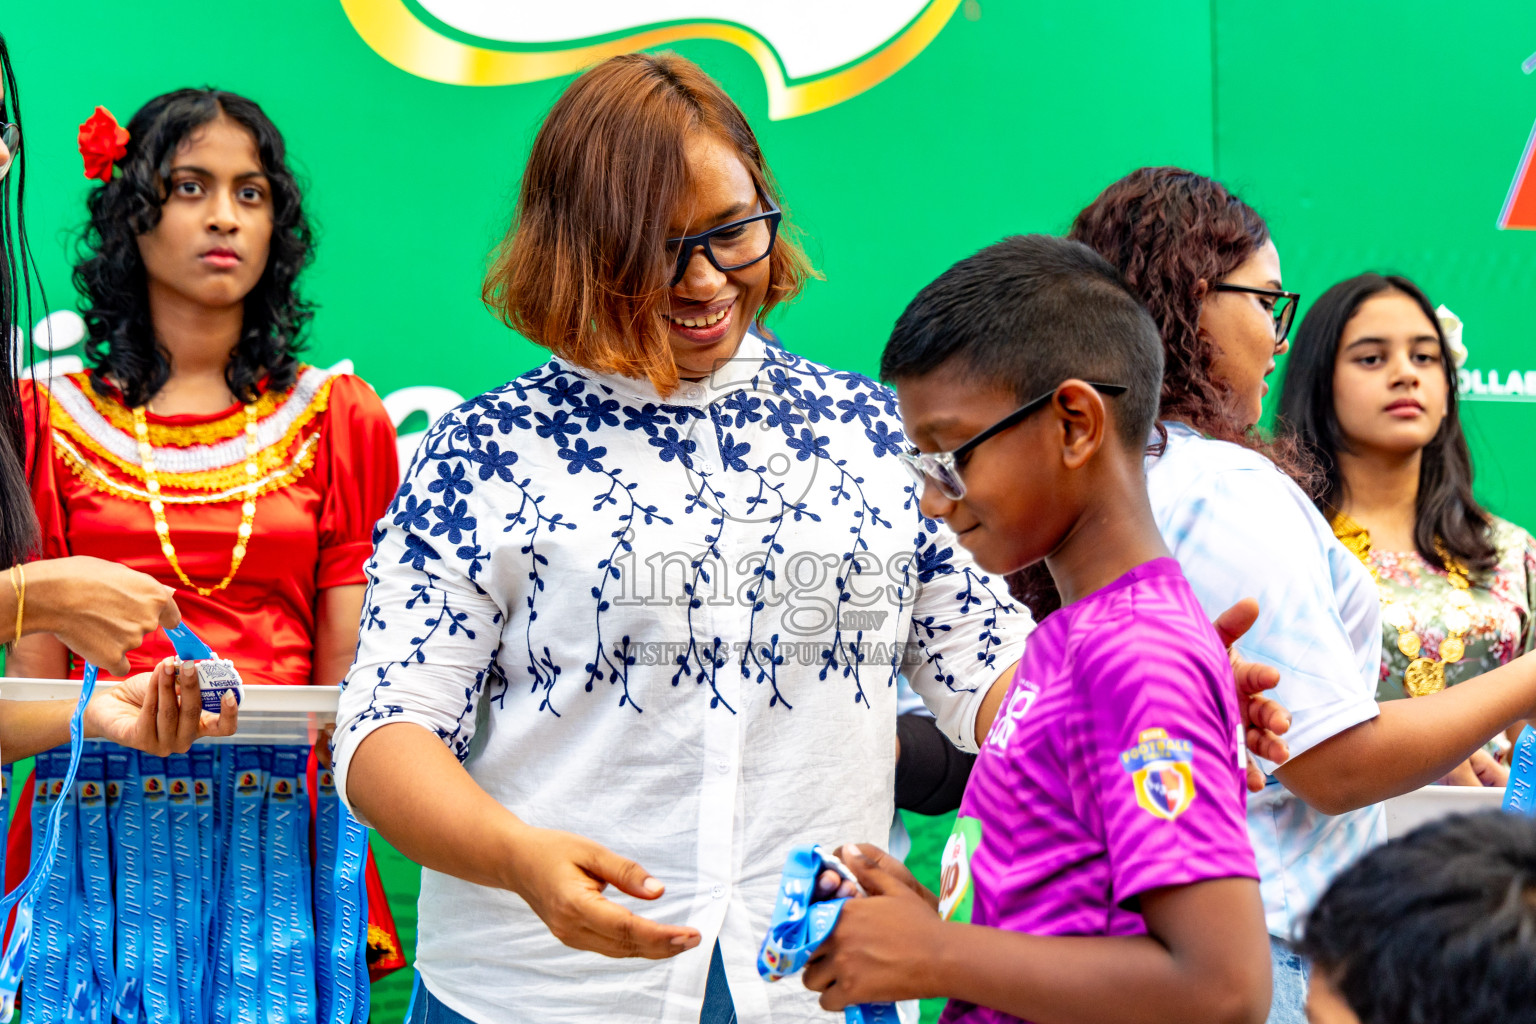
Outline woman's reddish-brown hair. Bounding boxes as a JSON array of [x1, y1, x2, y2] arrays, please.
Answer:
[[484, 53, 814, 395]]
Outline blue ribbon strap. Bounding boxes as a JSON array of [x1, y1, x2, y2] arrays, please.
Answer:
[[76, 747, 116, 1023], [1504, 725, 1536, 814], [0, 660, 100, 1022], [757, 844, 899, 1024]]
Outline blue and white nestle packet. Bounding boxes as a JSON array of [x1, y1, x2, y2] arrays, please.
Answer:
[[193, 659, 243, 714], [163, 621, 244, 713]]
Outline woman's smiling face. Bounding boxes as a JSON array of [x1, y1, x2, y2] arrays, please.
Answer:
[[661, 133, 773, 380]]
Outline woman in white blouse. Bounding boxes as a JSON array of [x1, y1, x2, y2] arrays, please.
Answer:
[[334, 59, 1291, 1024], [333, 55, 1029, 1024]]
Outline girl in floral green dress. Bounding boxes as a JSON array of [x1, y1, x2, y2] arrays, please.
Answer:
[[1278, 272, 1536, 784]]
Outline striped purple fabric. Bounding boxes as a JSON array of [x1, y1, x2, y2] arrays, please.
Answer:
[[940, 558, 1258, 1024]]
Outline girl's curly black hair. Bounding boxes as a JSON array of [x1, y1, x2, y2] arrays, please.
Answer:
[[74, 88, 313, 407]]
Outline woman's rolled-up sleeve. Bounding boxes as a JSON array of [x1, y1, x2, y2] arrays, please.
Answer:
[[331, 416, 507, 821], [902, 519, 1033, 753]]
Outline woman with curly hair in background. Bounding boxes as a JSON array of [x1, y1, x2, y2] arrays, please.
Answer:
[[6, 86, 405, 977], [1058, 167, 1536, 1024]]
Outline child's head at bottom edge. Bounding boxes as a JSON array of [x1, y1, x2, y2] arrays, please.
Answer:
[[1298, 809, 1536, 1024], [879, 233, 1165, 577]]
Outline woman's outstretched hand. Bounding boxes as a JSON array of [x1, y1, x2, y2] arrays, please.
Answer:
[[509, 826, 701, 960], [1213, 598, 1292, 791], [83, 656, 237, 754]]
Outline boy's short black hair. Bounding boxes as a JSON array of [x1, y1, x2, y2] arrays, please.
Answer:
[[1298, 811, 1536, 1024], [879, 234, 1164, 447]]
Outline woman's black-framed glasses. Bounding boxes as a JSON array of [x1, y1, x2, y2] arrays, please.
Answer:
[[665, 196, 782, 286], [0, 123, 18, 183], [1212, 283, 1300, 347], [898, 381, 1128, 502]]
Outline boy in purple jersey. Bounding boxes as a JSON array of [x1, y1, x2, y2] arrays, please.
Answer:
[[800, 235, 1271, 1024]]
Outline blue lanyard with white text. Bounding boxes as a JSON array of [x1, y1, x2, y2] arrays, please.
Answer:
[[111, 748, 146, 1024], [1505, 725, 1536, 814], [192, 745, 216, 1022], [229, 744, 267, 1024], [140, 752, 180, 1024], [262, 746, 316, 1023], [26, 751, 70, 1019], [318, 766, 370, 1024], [313, 767, 341, 1021], [757, 844, 900, 1024], [167, 752, 201, 1022], [0, 659, 99, 1022], [76, 746, 116, 1023]]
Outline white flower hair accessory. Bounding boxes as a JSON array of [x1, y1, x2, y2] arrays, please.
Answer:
[[1436, 304, 1467, 369]]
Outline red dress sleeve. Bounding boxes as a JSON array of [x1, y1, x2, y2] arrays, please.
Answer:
[[313, 374, 398, 589], [19, 380, 71, 561]]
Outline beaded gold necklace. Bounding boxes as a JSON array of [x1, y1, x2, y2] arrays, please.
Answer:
[[1331, 513, 1472, 697], [133, 404, 260, 596]]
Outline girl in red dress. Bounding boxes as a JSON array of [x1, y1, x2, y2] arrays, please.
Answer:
[[9, 88, 404, 977]]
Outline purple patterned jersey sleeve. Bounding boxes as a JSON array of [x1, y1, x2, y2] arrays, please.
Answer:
[[1074, 577, 1258, 906]]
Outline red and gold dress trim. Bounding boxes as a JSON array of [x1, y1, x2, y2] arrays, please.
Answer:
[[43, 366, 336, 505]]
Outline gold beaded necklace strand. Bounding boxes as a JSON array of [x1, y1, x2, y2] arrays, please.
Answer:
[[133, 403, 260, 596], [1332, 513, 1472, 697]]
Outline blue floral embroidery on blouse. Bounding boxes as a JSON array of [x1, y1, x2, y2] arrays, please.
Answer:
[[348, 335, 1019, 757]]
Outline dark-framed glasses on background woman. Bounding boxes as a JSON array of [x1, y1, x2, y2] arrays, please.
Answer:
[[665, 195, 782, 286], [1212, 283, 1301, 347]]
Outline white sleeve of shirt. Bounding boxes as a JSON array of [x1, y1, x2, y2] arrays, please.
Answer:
[[331, 441, 507, 826], [1152, 455, 1381, 773], [902, 521, 1032, 754]]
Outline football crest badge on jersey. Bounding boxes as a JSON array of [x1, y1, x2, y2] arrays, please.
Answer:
[[1119, 728, 1197, 821]]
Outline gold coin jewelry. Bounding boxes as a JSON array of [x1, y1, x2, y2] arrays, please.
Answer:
[[134, 403, 260, 596], [1332, 514, 1472, 698]]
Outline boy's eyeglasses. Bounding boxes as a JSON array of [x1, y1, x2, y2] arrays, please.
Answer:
[[665, 196, 782, 287], [1211, 283, 1300, 347], [0, 123, 18, 183], [898, 381, 1128, 502]]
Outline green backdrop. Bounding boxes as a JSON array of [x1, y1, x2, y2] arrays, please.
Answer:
[[5, 2, 1536, 1020]]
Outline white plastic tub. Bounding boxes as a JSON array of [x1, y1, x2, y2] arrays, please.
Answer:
[[0, 677, 338, 746], [1383, 783, 1507, 839]]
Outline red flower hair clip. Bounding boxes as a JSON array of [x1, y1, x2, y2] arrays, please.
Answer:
[[77, 106, 129, 183]]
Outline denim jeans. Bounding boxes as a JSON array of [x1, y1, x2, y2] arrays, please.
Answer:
[[700, 941, 738, 1024], [405, 972, 481, 1024], [402, 944, 737, 1024], [1266, 935, 1310, 1024]]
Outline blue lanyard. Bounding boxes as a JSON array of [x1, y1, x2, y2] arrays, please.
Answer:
[[319, 770, 371, 1024], [76, 747, 116, 1022], [168, 752, 201, 1022], [229, 745, 267, 1024], [757, 844, 900, 1024], [139, 753, 179, 1024], [1505, 726, 1536, 814], [313, 768, 341, 1021], [192, 746, 216, 1021], [263, 747, 316, 1023], [0, 651, 98, 1022], [31, 750, 73, 1020], [111, 749, 146, 1024]]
